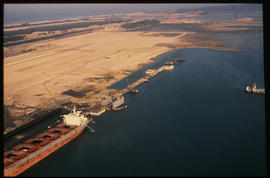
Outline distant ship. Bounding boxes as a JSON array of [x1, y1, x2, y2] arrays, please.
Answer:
[[245, 83, 265, 94], [165, 61, 176, 65], [4, 107, 92, 177]]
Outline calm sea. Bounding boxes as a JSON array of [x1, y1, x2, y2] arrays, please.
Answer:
[[20, 30, 266, 176], [4, 4, 219, 25]]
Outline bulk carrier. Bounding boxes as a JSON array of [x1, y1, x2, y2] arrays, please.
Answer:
[[4, 107, 92, 177]]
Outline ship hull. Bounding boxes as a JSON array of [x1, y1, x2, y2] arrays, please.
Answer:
[[4, 120, 90, 177]]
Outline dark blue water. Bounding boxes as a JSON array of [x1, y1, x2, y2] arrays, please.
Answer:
[[20, 31, 266, 176], [226, 26, 263, 29], [4, 4, 217, 25], [195, 10, 263, 20]]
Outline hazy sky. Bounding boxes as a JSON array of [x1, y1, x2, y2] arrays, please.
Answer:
[[4, 4, 230, 24]]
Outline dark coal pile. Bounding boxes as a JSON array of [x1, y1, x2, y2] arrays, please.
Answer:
[[4, 106, 16, 130], [62, 89, 85, 98]]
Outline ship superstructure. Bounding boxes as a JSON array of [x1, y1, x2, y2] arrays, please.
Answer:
[[245, 83, 265, 94]]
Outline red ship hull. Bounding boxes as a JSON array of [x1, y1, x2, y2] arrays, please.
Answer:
[[4, 120, 90, 177]]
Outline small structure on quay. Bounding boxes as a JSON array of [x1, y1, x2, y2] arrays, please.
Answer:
[[89, 103, 106, 116]]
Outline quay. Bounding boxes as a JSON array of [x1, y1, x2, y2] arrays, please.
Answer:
[[88, 64, 175, 114], [4, 60, 176, 176], [119, 65, 174, 96], [4, 63, 176, 176]]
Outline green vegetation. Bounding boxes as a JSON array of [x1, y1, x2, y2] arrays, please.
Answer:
[[121, 20, 160, 29], [4, 35, 25, 43], [5, 19, 126, 36], [4, 20, 77, 29], [121, 20, 208, 32], [4, 19, 130, 45], [4, 23, 30, 29]]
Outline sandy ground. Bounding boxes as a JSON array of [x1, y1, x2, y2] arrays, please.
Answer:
[[4, 11, 262, 132], [4, 31, 179, 117]]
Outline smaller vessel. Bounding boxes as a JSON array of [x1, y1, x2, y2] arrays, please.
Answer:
[[113, 105, 128, 111], [165, 61, 176, 65], [245, 83, 265, 94], [128, 87, 139, 93]]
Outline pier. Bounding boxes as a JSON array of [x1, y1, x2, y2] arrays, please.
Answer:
[[88, 64, 175, 114], [119, 65, 174, 96], [85, 64, 175, 116]]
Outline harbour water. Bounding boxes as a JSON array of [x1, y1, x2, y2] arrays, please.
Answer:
[[4, 4, 216, 25], [20, 31, 266, 176]]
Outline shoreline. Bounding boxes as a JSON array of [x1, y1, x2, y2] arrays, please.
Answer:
[[3, 33, 243, 132], [4, 9, 260, 134], [4, 43, 241, 135]]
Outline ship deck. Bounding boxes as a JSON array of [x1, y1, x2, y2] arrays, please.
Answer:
[[4, 118, 91, 176]]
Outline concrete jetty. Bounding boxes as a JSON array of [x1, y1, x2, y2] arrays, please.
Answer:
[[119, 65, 174, 96], [89, 64, 174, 115]]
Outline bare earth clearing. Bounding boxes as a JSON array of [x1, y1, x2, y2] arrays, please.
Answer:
[[4, 10, 262, 133], [4, 31, 179, 130]]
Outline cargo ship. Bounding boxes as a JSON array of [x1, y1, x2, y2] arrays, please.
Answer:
[[4, 107, 92, 177]]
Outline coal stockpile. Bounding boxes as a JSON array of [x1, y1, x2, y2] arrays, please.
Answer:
[[4, 108, 63, 140], [4, 106, 16, 130], [62, 89, 86, 98]]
